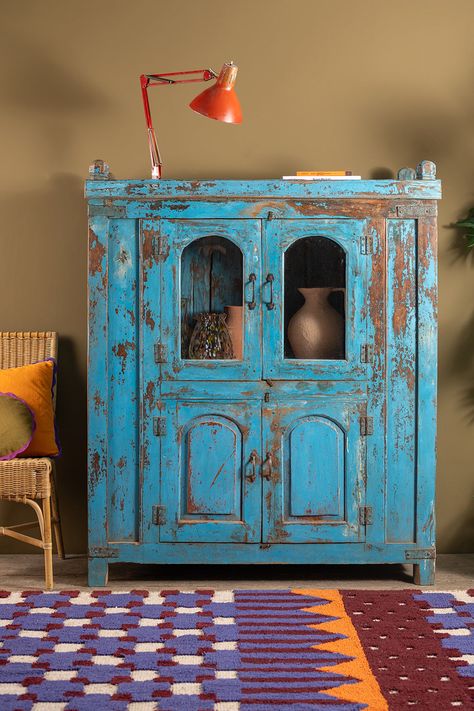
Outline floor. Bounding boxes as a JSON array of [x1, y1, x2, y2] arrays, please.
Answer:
[[0, 553, 472, 591]]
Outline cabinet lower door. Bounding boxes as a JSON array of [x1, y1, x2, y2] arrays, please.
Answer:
[[159, 399, 261, 542], [262, 398, 366, 543]]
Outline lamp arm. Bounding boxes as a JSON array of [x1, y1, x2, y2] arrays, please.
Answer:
[[140, 69, 217, 179]]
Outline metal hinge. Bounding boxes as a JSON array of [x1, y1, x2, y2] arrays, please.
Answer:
[[89, 546, 119, 558], [360, 344, 374, 363], [153, 416, 166, 436], [152, 505, 167, 525], [359, 506, 373, 526], [396, 203, 437, 219], [360, 232, 375, 254], [89, 203, 126, 218], [154, 235, 168, 261], [154, 342, 166, 363], [359, 416, 374, 436], [405, 548, 436, 560]]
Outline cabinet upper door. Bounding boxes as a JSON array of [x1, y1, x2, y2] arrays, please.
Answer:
[[157, 219, 262, 381], [263, 219, 372, 380]]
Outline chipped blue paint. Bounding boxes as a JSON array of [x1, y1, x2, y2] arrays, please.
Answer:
[[414, 217, 438, 586], [87, 215, 109, 586], [159, 219, 262, 381], [262, 397, 366, 544], [160, 400, 261, 543], [85, 178, 441, 201], [139, 219, 162, 546], [88, 541, 435, 566], [87, 165, 439, 588], [106, 219, 139, 541], [263, 219, 369, 380], [386, 220, 417, 544]]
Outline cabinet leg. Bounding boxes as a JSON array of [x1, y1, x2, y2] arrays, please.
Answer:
[[88, 558, 109, 587], [413, 559, 435, 586]]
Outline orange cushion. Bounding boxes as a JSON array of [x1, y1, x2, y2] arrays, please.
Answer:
[[0, 359, 59, 457]]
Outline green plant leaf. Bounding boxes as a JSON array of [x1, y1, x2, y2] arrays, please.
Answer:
[[455, 208, 474, 247]]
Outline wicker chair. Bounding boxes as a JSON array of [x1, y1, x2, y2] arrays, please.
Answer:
[[0, 332, 64, 589]]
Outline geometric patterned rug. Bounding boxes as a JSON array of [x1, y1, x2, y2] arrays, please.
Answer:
[[0, 588, 472, 710]]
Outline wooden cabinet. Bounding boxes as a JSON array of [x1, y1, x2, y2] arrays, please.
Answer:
[[86, 160, 440, 586]]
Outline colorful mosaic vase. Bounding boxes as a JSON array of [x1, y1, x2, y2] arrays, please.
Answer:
[[189, 312, 234, 359]]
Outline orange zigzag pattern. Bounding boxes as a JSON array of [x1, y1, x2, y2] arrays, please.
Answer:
[[293, 589, 388, 711]]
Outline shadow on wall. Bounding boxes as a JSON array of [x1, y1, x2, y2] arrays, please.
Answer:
[[440, 509, 474, 555], [447, 220, 474, 432], [369, 168, 395, 179], [0, 20, 114, 555], [0, 174, 88, 554]]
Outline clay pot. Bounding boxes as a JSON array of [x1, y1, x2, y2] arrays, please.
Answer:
[[288, 287, 344, 359], [188, 312, 234, 360], [224, 305, 243, 360]]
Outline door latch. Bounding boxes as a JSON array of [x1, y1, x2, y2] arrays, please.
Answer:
[[153, 235, 168, 261], [152, 505, 167, 525], [360, 344, 374, 364], [359, 416, 374, 436], [154, 342, 166, 363], [262, 452, 273, 481], [153, 416, 166, 436], [360, 233, 376, 254], [359, 506, 373, 526]]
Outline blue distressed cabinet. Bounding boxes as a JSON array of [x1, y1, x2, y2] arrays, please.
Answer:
[[86, 159, 440, 586]]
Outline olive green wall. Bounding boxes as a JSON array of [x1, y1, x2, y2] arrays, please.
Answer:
[[1, 0, 473, 554]]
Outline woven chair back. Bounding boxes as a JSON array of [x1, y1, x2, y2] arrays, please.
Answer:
[[0, 331, 58, 408]]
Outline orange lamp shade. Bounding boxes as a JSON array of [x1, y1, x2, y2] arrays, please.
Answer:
[[189, 62, 242, 124]]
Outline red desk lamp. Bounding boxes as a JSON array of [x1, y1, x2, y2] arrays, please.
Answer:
[[140, 61, 242, 179]]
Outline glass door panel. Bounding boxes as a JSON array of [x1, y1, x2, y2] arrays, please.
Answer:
[[285, 236, 346, 360], [263, 219, 370, 380], [160, 219, 262, 381], [181, 236, 243, 361]]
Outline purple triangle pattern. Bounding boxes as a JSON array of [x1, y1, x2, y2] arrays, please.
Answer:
[[0, 589, 366, 710]]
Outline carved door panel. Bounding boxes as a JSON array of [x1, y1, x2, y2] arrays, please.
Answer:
[[159, 399, 261, 543], [262, 397, 367, 543]]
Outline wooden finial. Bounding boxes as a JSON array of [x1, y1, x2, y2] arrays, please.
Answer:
[[397, 167, 416, 180], [88, 159, 111, 180], [416, 160, 436, 180]]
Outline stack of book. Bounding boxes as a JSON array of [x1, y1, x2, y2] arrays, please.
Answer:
[[282, 171, 361, 180]]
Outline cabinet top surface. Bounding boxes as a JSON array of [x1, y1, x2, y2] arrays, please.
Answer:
[[85, 178, 441, 202]]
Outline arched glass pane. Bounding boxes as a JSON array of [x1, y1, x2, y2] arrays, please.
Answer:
[[284, 236, 346, 360], [181, 236, 243, 360]]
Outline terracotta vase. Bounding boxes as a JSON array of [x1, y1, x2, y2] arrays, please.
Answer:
[[288, 287, 344, 359], [224, 305, 243, 360], [188, 312, 234, 360]]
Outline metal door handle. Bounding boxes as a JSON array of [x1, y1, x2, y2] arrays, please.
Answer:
[[262, 452, 273, 481], [264, 274, 275, 310], [246, 273, 256, 310], [246, 450, 258, 483]]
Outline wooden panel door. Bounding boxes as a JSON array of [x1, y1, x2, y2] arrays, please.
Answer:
[[262, 397, 367, 543], [263, 219, 372, 380], [158, 219, 262, 381], [158, 399, 261, 542]]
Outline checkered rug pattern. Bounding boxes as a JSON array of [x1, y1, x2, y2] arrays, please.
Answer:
[[0, 588, 472, 709]]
